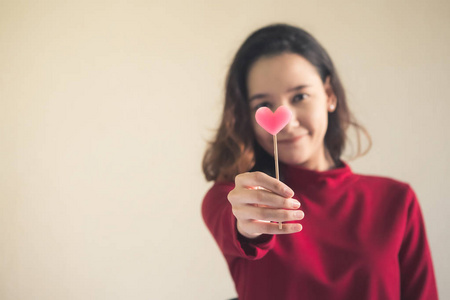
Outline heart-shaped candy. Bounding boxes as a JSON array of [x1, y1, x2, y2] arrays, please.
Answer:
[[255, 106, 292, 135]]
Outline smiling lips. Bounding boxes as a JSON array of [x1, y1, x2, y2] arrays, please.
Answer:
[[278, 134, 308, 144]]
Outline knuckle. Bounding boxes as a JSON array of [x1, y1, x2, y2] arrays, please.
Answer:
[[285, 224, 295, 233], [231, 207, 240, 218], [271, 210, 284, 222], [254, 208, 263, 219], [253, 171, 264, 182], [259, 208, 272, 220], [227, 190, 235, 202], [254, 208, 265, 220], [280, 224, 292, 233], [231, 207, 238, 219], [254, 191, 264, 203], [291, 223, 302, 232], [275, 181, 284, 193], [235, 173, 244, 183]]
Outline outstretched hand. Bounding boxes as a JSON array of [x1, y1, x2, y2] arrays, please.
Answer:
[[228, 171, 304, 239]]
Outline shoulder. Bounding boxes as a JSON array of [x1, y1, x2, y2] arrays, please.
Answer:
[[352, 171, 418, 206], [348, 172, 424, 225], [353, 169, 410, 191]]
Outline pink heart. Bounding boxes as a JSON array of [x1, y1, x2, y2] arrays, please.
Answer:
[[255, 106, 292, 135]]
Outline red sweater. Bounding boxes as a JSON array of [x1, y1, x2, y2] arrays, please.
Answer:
[[202, 161, 438, 300]]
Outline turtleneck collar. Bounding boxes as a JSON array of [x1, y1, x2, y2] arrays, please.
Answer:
[[282, 160, 357, 192]]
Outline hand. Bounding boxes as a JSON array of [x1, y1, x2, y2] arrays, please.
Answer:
[[227, 171, 304, 239]]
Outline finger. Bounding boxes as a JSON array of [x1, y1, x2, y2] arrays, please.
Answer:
[[234, 188, 300, 209], [235, 206, 304, 222], [235, 171, 294, 197], [244, 220, 303, 235]]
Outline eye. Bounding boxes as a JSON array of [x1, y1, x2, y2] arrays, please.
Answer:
[[253, 101, 272, 111], [292, 94, 308, 103]]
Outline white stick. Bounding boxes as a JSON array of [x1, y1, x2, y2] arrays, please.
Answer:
[[273, 135, 282, 230]]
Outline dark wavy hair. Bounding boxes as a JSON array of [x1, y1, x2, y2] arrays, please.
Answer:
[[202, 23, 371, 182]]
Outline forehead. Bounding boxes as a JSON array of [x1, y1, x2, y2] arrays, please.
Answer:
[[247, 53, 321, 94]]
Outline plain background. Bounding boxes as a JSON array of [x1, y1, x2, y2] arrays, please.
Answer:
[[1, 0, 449, 299]]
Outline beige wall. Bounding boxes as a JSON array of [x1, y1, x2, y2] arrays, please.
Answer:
[[1, 0, 448, 299]]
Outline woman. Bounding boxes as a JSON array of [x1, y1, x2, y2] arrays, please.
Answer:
[[201, 24, 438, 300]]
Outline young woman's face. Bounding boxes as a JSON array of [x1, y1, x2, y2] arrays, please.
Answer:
[[247, 53, 337, 169]]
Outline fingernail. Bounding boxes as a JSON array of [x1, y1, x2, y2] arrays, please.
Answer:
[[294, 210, 304, 219], [294, 224, 302, 232], [291, 199, 300, 209]]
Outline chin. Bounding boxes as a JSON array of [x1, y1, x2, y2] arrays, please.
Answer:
[[279, 153, 310, 166]]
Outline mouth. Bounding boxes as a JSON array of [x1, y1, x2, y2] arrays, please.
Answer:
[[278, 134, 308, 144]]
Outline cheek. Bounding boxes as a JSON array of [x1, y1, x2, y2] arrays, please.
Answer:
[[253, 123, 273, 150], [307, 104, 329, 134]]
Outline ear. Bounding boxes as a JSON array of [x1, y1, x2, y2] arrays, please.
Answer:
[[324, 76, 337, 112]]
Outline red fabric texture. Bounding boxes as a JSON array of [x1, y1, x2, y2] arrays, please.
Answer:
[[201, 161, 438, 300]]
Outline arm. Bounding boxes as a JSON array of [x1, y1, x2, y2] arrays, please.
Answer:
[[201, 181, 276, 260], [399, 185, 439, 299]]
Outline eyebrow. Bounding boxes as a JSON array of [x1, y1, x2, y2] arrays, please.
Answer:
[[248, 85, 311, 102]]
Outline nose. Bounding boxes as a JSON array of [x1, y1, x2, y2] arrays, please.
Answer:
[[283, 108, 300, 132]]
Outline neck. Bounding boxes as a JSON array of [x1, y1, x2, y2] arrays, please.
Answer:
[[297, 146, 336, 171]]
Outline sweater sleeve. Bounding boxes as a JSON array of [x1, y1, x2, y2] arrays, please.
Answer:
[[201, 181, 276, 260], [398, 185, 439, 300]]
